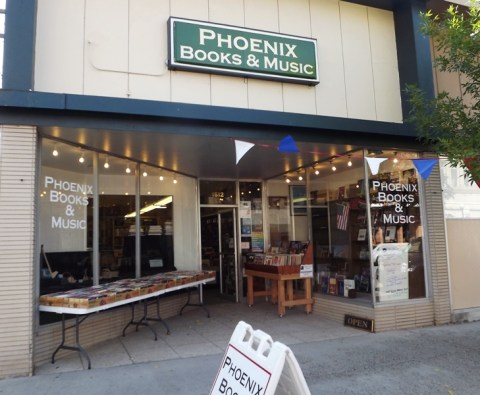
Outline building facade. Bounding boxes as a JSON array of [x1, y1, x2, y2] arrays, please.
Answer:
[[0, 0, 460, 378]]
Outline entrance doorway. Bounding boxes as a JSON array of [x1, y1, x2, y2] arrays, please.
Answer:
[[200, 208, 238, 301]]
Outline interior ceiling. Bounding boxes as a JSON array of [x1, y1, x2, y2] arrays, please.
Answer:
[[39, 125, 360, 180]]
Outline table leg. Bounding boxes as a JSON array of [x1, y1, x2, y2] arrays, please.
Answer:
[[305, 278, 313, 314], [287, 280, 294, 302], [52, 314, 91, 369], [179, 284, 210, 318], [247, 275, 254, 307], [277, 279, 286, 317], [271, 279, 278, 304]]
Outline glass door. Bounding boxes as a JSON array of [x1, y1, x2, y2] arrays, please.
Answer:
[[219, 209, 237, 298], [201, 208, 238, 301]]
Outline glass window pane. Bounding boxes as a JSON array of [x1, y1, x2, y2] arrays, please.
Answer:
[[39, 140, 94, 324], [200, 180, 236, 205], [369, 153, 426, 301], [98, 156, 136, 279], [139, 165, 174, 275], [239, 181, 263, 253]]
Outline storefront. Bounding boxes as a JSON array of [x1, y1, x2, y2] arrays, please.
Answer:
[[0, 0, 452, 378]]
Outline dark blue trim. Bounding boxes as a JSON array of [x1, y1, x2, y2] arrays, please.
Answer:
[[0, 90, 415, 138], [2, 0, 36, 90], [393, 0, 435, 118]]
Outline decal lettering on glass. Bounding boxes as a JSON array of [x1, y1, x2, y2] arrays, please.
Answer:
[[44, 176, 91, 230]]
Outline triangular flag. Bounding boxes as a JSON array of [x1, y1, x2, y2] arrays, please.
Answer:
[[413, 159, 438, 180], [235, 140, 255, 164], [365, 157, 387, 175], [278, 135, 299, 153]]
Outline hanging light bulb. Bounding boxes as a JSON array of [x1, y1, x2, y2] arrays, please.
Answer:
[[173, 174, 178, 184], [142, 168, 148, 177], [330, 160, 336, 171], [125, 163, 131, 174], [159, 174, 164, 181], [52, 145, 59, 157], [78, 151, 85, 164], [347, 155, 352, 167], [104, 156, 109, 169], [285, 176, 291, 183], [298, 172, 303, 181], [393, 152, 399, 164]]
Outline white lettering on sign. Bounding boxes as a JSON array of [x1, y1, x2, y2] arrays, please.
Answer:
[[199, 28, 298, 58], [371, 180, 418, 224], [211, 344, 271, 395], [44, 176, 92, 230]]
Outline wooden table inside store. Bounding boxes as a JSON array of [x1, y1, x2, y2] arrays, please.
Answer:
[[245, 269, 313, 317], [39, 270, 216, 369]]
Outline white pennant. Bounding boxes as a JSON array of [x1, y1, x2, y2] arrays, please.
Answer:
[[235, 140, 255, 164], [365, 157, 387, 175]]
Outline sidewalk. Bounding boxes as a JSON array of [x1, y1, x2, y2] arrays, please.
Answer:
[[1, 300, 479, 394]]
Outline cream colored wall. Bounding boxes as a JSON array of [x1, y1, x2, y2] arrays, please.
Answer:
[[447, 219, 480, 310], [34, 0, 402, 122], [0, 125, 36, 377]]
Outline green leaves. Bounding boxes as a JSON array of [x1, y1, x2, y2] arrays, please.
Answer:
[[406, 5, 480, 186]]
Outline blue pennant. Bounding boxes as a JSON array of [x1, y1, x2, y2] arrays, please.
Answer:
[[278, 135, 299, 153], [413, 159, 438, 180]]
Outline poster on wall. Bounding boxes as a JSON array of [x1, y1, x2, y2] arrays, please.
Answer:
[[373, 243, 409, 302]]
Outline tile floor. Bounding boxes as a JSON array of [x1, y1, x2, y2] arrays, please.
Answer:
[[35, 296, 366, 375]]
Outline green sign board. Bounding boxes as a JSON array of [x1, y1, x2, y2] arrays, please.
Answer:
[[168, 17, 319, 85]]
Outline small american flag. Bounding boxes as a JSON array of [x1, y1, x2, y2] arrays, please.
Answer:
[[336, 203, 349, 231]]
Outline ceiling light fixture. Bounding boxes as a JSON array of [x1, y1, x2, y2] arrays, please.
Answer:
[[330, 160, 336, 172], [393, 152, 399, 164], [104, 156, 109, 169], [347, 155, 352, 167], [173, 174, 178, 184], [285, 176, 291, 183], [125, 163, 131, 174], [78, 151, 85, 164], [298, 172, 303, 181], [142, 168, 148, 177], [52, 145, 59, 157]]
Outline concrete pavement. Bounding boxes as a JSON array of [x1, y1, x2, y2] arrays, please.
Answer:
[[1, 300, 479, 394]]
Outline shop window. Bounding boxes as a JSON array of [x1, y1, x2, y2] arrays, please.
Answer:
[[39, 140, 94, 325], [39, 140, 177, 324], [369, 155, 426, 301], [139, 165, 174, 275], [309, 153, 369, 298], [266, 168, 308, 251]]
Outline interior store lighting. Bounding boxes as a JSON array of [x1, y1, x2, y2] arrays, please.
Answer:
[[124, 196, 173, 218], [142, 168, 148, 177], [393, 152, 399, 164], [79, 151, 85, 164], [104, 156, 110, 169], [159, 173, 164, 181], [52, 145, 59, 157], [173, 174, 178, 184], [330, 160, 336, 172], [347, 155, 352, 167], [125, 163, 131, 174], [285, 176, 291, 183], [298, 172, 303, 181]]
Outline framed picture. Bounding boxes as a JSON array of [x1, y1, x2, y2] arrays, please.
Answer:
[[290, 185, 307, 216], [268, 196, 288, 210], [357, 228, 367, 241]]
